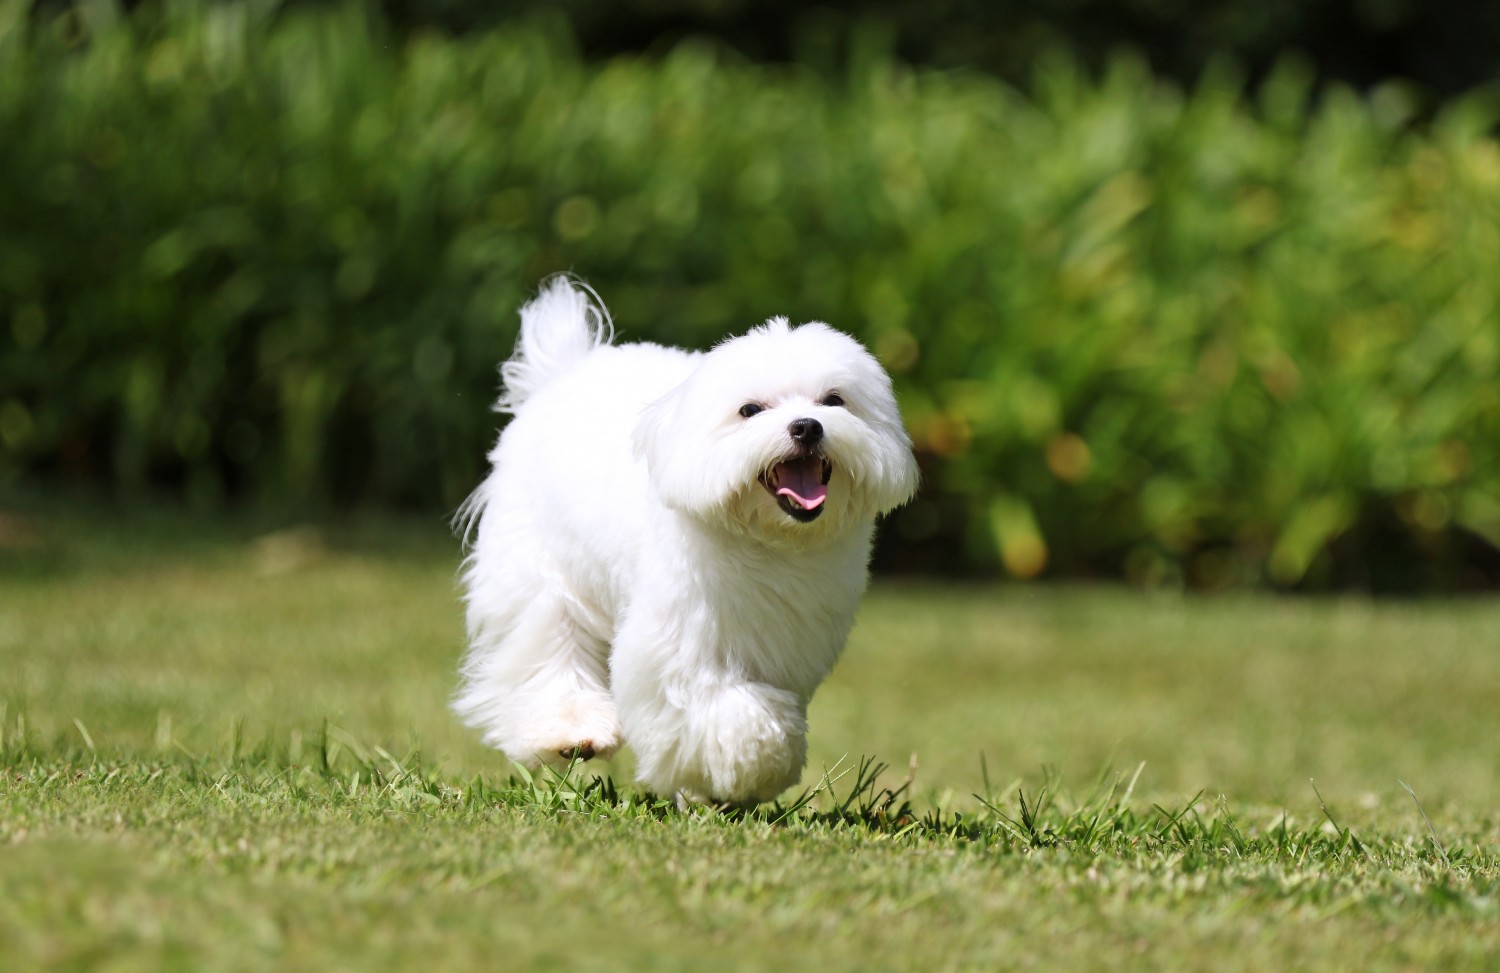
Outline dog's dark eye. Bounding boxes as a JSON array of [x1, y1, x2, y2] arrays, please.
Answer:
[[820, 392, 845, 408], [738, 403, 764, 419]]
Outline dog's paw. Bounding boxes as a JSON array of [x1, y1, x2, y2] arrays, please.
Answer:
[[523, 696, 622, 767], [629, 682, 808, 804]]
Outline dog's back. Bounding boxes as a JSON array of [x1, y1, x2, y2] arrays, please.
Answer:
[[457, 280, 695, 634]]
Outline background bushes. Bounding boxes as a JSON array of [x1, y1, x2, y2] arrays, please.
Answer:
[[2, 3, 1499, 589], [382, 0, 1500, 103]]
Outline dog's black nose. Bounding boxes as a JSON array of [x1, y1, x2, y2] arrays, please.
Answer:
[[788, 417, 823, 445]]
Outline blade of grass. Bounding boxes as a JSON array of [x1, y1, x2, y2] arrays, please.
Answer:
[[1310, 778, 1366, 855], [1397, 779, 1450, 867]]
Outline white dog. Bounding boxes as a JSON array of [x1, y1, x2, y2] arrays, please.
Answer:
[[454, 277, 918, 805]]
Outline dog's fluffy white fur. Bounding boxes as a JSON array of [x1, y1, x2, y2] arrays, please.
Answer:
[[454, 277, 919, 804]]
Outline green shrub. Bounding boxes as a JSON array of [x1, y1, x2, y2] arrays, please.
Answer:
[[2, 3, 1498, 588]]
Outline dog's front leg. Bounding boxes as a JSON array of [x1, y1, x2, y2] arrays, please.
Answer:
[[611, 625, 809, 805]]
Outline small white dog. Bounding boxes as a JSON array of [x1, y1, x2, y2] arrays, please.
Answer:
[[454, 277, 918, 805]]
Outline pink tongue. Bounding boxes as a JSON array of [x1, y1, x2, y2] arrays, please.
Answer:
[[774, 458, 827, 510]]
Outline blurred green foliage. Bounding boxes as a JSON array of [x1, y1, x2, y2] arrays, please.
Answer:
[[2, 2, 1499, 589], [384, 0, 1500, 103]]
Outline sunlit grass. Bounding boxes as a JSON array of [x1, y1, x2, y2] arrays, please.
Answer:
[[2, 501, 1497, 971]]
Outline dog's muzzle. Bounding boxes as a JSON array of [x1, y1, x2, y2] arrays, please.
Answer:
[[760, 419, 832, 522]]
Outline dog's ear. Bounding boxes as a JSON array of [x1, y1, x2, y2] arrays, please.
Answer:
[[634, 377, 751, 515], [632, 385, 696, 511], [853, 389, 922, 517], [863, 435, 922, 516]]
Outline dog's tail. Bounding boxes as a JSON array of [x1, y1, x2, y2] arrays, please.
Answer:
[[496, 275, 615, 414]]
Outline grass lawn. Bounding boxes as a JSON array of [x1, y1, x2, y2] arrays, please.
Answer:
[[2, 499, 1497, 971]]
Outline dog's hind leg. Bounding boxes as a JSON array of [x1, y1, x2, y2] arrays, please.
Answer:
[[453, 590, 620, 769]]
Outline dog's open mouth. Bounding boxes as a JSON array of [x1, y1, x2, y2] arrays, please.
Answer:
[[759, 455, 833, 523]]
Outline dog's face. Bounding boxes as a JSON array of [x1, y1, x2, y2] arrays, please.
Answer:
[[634, 318, 919, 543]]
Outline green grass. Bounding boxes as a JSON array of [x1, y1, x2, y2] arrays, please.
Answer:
[[2, 500, 1498, 971]]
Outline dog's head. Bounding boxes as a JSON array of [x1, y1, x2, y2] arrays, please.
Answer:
[[633, 318, 919, 543]]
